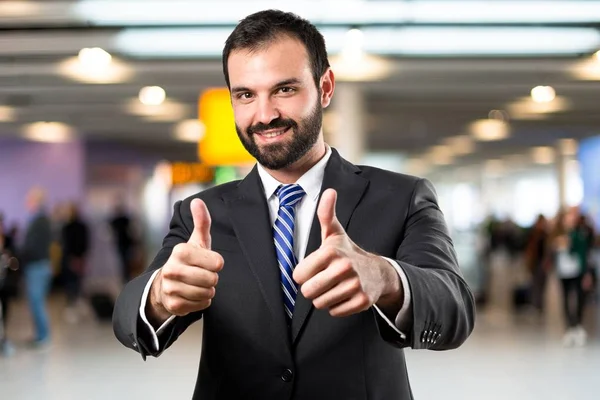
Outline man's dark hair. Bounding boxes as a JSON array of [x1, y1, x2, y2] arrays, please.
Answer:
[[222, 9, 330, 89]]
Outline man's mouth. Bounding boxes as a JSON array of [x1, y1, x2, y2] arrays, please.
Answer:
[[255, 127, 291, 138]]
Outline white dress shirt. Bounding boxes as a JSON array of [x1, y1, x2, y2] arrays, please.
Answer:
[[139, 146, 412, 352]]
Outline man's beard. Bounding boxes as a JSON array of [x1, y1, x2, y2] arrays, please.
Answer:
[[236, 100, 322, 170]]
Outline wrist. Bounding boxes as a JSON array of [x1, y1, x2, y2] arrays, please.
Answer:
[[146, 269, 171, 327], [375, 256, 403, 312]]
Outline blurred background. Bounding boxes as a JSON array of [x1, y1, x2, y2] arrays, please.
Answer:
[[1, 1, 600, 399]]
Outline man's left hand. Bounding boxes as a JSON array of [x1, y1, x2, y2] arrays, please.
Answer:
[[293, 189, 403, 318]]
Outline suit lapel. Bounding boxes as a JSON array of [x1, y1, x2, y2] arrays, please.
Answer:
[[291, 149, 369, 344], [222, 167, 292, 354]]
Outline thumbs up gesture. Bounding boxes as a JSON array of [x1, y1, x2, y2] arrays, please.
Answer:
[[148, 199, 224, 324], [293, 189, 402, 318]]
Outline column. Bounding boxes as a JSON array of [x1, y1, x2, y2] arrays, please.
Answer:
[[555, 143, 568, 210], [327, 83, 366, 164]]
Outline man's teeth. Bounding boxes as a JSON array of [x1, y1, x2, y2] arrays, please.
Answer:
[[262, 129, 286, 138]]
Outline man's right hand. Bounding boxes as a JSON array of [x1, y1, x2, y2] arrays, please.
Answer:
[[147, 198, 224, 327]]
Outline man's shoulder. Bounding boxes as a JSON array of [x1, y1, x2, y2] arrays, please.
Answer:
[[357, 164, 424, 189], [178, 179, 242, 207]]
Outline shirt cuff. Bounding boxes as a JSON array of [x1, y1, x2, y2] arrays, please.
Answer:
[[139, 268, 176, 352], [372, 257, 413, 339]]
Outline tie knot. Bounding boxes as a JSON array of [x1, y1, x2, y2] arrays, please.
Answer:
[[276, 184, 305, 208]]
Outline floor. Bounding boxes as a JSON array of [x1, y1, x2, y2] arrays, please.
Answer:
[[2, 263, 599, 400]]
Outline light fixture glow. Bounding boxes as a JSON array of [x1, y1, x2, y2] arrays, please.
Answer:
[[443, 135, 475, 155], [139, 86, 166, 106], [174, 119, 205, 142], [469, 119, 510, 141], [531, 146, 556, 164], [126, 98, 189, 122], [0, 106, 16, 122], [114, 26, 600, 57], [22, 122, 75, 143], [58, 56, 132, 84], [74, 1, 600, 25], [531, 86, 556, 103], [78, 47, 112, 70]]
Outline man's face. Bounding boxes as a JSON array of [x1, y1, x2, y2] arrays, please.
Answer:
[[227, 35, 324, 170]]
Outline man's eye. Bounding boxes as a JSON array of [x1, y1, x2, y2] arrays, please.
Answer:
[[279, 87, 295, 94], [239, 92, 253, 99]]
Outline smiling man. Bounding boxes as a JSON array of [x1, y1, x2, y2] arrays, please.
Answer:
[[113, 9, 475, 400]]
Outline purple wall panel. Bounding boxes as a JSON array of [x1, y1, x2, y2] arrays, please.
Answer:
[[0, 139, 85, 230]]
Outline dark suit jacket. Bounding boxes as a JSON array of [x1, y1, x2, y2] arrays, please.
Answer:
[[113, 149, 475, 400]]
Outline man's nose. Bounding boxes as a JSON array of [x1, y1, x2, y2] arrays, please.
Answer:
[[255, 97, 280, 125]]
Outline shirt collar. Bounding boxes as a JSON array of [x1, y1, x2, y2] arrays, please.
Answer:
[[257, 145, 332, 202]]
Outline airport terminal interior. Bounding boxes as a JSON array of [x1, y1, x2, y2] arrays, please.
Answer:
[[1, 1, 600, 399]]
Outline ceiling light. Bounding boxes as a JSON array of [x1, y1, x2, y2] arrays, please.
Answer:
[[22, 122, 75, 143], [595, 50, 600, 62], [443, 135, 475, 155], [78, 47, 112, 70], [139, 86, 166, 106], [114, 26, 600, 58], [74, 1, 600, 25], [174, 119, 205, 142], [0, 106, 16, 122], [531, 86, 556, 103], [469, 119, 510, 141], [126, 98, 189, 122], [507, 96, 569, 118], [488, 109, 509, 122], [531, 146, 555, 164], [57, 56, 132, 84], [0, 1, 40, 17]]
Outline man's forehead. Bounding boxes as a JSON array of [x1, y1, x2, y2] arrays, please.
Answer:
[[228, 40, 312, 88]]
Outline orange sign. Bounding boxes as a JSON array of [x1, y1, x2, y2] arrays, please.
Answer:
[[198, 87, 255, 166]]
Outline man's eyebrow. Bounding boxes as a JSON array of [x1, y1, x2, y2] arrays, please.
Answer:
[[230, 78, 303, 94], [272, 78, 302, 88], [230, 86, 251, 94]]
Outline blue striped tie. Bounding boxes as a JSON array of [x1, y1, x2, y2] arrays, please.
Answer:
[[273, 184, 306, 322]]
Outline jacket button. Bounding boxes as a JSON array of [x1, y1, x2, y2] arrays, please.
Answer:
[[281, 369, 293, 382]]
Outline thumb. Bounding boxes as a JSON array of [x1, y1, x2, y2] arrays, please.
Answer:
[[188, 198, 212, 249], [317, 189, 345, 242]]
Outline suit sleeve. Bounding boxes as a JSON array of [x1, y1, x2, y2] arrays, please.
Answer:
[[112, 199, 203, 360], [375, 178, 476, 350]]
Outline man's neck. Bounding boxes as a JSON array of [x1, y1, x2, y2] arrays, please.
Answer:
[[262, 141, 327, 184]]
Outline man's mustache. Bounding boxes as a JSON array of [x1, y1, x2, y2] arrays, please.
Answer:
[[247, 119, 296, 135]]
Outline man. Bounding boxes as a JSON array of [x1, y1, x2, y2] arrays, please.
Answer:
[[113, 10, 475, 399], [21, 187, 53, 347]]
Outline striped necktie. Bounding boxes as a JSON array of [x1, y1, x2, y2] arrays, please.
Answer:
[[273, 184, 306, 322]]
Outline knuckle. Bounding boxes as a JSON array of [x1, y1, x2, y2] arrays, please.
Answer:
[[349, 277, 362, 292], [358, 294, 370, 308], [172, 244, 189, 260], [201, 299, 212, 310], [209, 272, 219, 287], [165, 297, 182, 313], [214, 254, 225, 271], [338, 259, 353, 274], [207, 287, 216, 299], [162, 281, 174, 297]]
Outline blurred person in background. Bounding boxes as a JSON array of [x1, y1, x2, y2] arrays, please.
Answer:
[[525, 214, 550, 314], [20, 187, 53, 348], [551, 208, 593, 347], [0, 216, 18, 356], [110, 196, 135, 284], [113, 10, 475, 399], [61, 202, 90, 324]]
